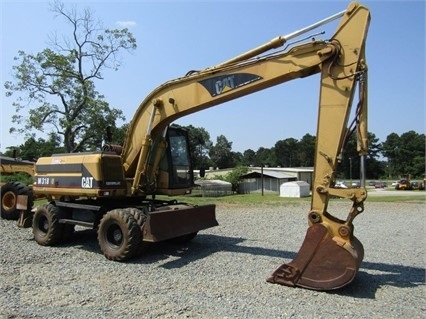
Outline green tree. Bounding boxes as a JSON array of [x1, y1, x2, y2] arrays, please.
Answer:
[[241, 149, 256, 166], [4, 133, 64, 160], [183, 125, 213, 170], [109, 123, 129, 146], [209, 135, 233, 169], [340, 132, 384, 179], [254, 147, 276, 167], [381, 131, 425, 178], [211, 165, 249, 193], [297, 134, 316, 167], [231, 151, 244, 167], [275, 138, 298, 167], [222, 165, 249, 193], [380, 132, 400, 177], [4, 1, 135, 152]]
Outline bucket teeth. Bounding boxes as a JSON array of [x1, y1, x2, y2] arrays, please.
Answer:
[[266, 264, 300, 287]]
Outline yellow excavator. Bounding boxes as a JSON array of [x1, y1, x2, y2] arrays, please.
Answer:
[[0, 155, 35, 220], [20, 2, 370, 291]]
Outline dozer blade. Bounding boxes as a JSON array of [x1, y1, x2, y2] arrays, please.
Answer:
[[267, 223, 364, 290], [143, 204, 218, 242]]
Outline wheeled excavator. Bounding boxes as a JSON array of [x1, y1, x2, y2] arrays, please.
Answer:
[[1, 155, 35, 220], [19, 2, 370, 291]]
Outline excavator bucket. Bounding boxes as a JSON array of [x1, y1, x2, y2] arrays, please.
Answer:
[[267, 224, 364, 290]]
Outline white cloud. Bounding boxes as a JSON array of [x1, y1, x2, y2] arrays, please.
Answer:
[[116, 21, 137, 28]]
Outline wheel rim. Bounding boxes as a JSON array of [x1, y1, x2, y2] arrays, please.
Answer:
[[2, 191, 16, 211], [106, 223, 123, 247], [37, 215, 49, 235]]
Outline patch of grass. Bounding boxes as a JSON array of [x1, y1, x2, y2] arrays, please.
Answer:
[[366, 195, 425, 203], [157, 193, 311, 206], [33, 191, 425, 209], [159, 192, 425, 206]]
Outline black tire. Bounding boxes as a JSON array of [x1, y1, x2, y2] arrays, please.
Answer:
[[97, 209, 142, 261], [124, 207, 148, 228], [1, 182, 34, 220], [124, 207, 151, 255], [32, 203, 63, 246]]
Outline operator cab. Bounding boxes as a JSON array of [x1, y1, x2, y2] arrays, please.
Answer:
[[166, 126, 194, 189], [155, 125, 194, 195]]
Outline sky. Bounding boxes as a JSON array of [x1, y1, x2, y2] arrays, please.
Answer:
[[1, 0, 425, 154]]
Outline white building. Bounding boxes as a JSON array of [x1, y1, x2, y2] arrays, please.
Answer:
[[199, 166, 313, 194], [280, 181, 311, 197]]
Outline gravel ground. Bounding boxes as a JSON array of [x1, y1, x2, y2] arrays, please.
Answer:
[[1, 201, 425, 319]]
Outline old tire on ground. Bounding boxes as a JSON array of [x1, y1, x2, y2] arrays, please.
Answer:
[[32, 203, 63, 246], [97, 209, 142, 261], [1, 182, 34, 220]]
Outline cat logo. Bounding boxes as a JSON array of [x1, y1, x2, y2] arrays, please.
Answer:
[[199, 73, 262, 97], [81, 176, 94, 188], [215, 75, 235, 95]]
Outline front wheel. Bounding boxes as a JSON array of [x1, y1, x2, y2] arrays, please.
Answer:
[[32, 203, 63, 246], [97, 209, 142, 261], [124, 207, 151, 256]]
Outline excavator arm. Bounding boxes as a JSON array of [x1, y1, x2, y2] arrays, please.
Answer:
[[267, 4, 370, 289], [119, 2, 370, 290]]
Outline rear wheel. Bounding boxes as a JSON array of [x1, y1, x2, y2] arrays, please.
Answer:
[[1, 182, 34, 220], [32, 203, 63, 246], [97, 209, 142, 261]]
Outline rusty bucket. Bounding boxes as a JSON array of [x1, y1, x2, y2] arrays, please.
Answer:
[[267, 223, 364, 290]]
